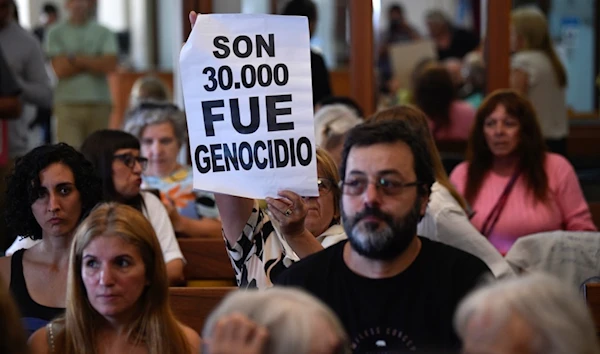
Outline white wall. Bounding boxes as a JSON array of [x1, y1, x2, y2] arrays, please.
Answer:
[[16, 0, 66, 29], [128, 0, 153, 70], [97, 0, 128, 32], [157, 0, 176, 70]]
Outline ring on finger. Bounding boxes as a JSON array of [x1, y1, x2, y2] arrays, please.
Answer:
[[285, 208, 292, 216]]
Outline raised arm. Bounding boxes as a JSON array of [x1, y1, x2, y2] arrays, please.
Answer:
[[214, 194, 254, 246]]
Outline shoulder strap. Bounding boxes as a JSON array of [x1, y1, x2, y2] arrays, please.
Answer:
[[9, 249, 26, 290], [480, 170, 520, 237]]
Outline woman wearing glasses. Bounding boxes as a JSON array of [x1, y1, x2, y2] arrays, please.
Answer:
[[80, 129, 186, 285], [216, 148, 346, 289], [124, 100, 222, 239]]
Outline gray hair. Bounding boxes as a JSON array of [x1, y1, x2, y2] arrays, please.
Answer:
[[203, 288, 351, 354], [314, 104, 362, 148], [454, 272, 600, 354], [128, 75, 171, 109], [123, 100, 188, 146], [425, 9, 450, 26]]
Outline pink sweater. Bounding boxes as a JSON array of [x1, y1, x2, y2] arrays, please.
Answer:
[[428, 101, 476, 141], [450, 153, 597, 255]]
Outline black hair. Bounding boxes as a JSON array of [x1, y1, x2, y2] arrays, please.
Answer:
[[317, 95, 364, 118], [42, 3, 58, 15], [282, 0, 317, 23], [388, 4, 404, 15], [339, 120, 435, 197], [80, 130, 145, 211], [5, 143, 101, 245]]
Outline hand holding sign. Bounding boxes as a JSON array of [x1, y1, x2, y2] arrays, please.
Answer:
[[180, 13, 318, 199], [265, 190, 308, 238]]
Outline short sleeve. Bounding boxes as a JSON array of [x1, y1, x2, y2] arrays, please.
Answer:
[[225, 201, 293, 289], [44, 26, 62, 58], [100, 28, 118, 55], [142, 192, 184, 263], [511, 53, 539, 87], [194, 191, 220, 219]]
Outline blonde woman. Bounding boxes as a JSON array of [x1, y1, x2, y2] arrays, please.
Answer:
[[511, 7, 568, 155], [28, 203, 200, 354], [372, 105, 513, 278]]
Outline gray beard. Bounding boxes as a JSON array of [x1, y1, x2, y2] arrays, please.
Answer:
[[342, 201, 421, 261]]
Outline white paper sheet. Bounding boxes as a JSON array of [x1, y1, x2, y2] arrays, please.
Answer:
[[180, 14, 319, 199]]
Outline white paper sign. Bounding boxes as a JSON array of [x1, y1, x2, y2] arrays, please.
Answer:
[[179, 14, 318, 199]]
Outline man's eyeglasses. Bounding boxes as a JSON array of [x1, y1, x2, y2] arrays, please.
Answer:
[[317, 178, 335, 195], [339, 177, 421, 196], [113, 153, 148, 171]]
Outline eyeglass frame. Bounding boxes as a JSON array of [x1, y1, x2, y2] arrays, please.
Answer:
[[338, 176, 422, 196], [317, 177, 336, 195], [113, 153, 149, 171]]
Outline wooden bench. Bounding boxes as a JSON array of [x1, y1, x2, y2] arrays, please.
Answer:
[[583, 283, 600, 336], [169, 286, 236, 334], [178, 239, 237, 287]]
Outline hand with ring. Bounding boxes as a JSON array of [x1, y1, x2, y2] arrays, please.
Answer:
[[265, 190, 308, 239]]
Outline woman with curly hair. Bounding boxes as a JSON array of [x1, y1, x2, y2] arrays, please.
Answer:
[[0, 143, 102, 336]]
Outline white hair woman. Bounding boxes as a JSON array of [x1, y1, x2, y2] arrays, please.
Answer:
[[455, 273, 600, 354], [203, 287, 350, 354], [124, 101, 222, 239], [314, 104, 362, 167]]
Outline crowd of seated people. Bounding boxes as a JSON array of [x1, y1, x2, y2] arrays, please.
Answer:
[[6, 130, 187, 285], [0, 2, 599, 354]]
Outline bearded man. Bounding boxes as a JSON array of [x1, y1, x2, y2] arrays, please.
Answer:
[[276, 118, 490, 353]]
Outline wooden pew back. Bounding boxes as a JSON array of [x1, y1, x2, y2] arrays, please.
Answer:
[[178, 239, 236, 286], [169, 286, 236, 335]]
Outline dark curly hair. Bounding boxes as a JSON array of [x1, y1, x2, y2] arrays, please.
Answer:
[[5, 143, 102, 245]]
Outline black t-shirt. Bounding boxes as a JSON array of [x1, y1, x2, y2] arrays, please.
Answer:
[[275, 237, 491, 354]]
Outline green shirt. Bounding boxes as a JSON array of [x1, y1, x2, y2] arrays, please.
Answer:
[[45, 20, 117, 104]]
